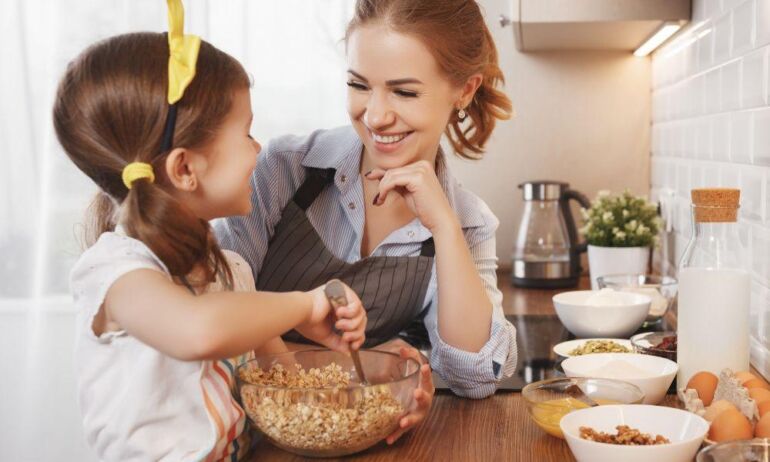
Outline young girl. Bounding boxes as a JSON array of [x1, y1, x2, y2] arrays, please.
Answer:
[[53, 30, 366, 461]]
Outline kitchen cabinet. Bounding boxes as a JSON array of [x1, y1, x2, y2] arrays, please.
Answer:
[[504, 0, 690, 51]]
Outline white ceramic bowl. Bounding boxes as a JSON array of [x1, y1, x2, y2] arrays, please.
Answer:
[[553, 338, 633, 358], [553, 290, 651, 338], [561, 353, 678, 404], [560, 405, 709, 462]]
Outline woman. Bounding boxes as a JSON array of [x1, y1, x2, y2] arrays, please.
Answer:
[[216, 0, 517, 442]]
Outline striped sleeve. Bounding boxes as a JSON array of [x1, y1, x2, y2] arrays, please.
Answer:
[[424, 206, 518, 399]]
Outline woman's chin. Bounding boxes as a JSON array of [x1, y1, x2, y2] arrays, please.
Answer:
[[367, 145, 419, 170]]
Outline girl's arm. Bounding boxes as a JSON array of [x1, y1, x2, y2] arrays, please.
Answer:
[[104, 269, 364, 361]]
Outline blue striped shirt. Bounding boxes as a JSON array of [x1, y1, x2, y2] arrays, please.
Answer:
[[214, 126, 517, 398]]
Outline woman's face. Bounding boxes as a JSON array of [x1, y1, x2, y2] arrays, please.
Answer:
[[346, 24, 463, 170]]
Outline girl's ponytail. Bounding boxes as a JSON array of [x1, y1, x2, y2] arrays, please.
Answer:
[[122, 178, 232, 288]]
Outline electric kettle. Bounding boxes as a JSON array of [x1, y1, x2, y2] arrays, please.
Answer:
[[511, 181, 591, 288]]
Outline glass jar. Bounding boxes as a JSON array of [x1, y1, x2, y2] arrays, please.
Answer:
[[677, 188, 750, 388]]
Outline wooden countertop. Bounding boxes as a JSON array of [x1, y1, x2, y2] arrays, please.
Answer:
[[248, 272, 681, 461]]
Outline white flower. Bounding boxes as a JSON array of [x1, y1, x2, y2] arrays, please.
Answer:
[[622, 209, 630, 218], [615, 231, 627, 239], [602, 211, 613, 223]]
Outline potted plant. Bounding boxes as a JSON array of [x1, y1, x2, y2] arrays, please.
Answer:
[[580, 190, 661, 289]]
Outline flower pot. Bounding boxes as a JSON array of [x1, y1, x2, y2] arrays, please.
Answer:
[[587, 245, 650, 290]]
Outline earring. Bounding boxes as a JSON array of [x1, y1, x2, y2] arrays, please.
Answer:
[[458, 107, 466, 120]]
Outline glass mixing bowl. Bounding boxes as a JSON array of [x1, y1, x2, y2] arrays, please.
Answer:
[[236, 349, 420, 457]]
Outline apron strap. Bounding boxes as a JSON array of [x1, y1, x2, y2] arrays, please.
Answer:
[[293, 168, 336, 210], [293, 166, 435, 257], [420, 237, 435, 257]]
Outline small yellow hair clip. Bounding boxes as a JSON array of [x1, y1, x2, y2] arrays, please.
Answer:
[[166, 0, 200, 104], [122, 162, 155, 190]]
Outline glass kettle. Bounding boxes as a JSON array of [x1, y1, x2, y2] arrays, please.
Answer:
[[512, 181, 591, 288]]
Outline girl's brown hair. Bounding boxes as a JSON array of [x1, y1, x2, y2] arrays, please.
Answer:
[[345, 0, 513, 159], [53, 32, 250, 288]]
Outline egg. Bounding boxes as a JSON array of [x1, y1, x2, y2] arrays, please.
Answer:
[[750, 388, 770, 404], [704, 400, 738, 422], [757, 413, 770, 438], [759, 400, 770, 418], [736, 371, 758, 384], [687, 371, 719, 406], [745, 378, 770, 391], [709, 409, 753, 442]]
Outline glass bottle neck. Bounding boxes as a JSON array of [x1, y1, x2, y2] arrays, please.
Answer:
[[679, 206, 744, 270]]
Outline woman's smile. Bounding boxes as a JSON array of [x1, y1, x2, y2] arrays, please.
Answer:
[[368, 128, 414, 154]]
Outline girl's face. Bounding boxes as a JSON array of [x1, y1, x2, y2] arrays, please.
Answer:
[[346, 24, 464, 170], [194, 88, 260, 219]]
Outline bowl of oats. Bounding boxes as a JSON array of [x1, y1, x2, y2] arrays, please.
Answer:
[[236, 349, 420, 457]]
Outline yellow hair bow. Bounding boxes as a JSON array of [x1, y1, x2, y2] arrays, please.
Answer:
[[166, 0, 200, 104], [122, 162, 155, 190]]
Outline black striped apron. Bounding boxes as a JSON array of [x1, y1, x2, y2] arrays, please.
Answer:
[[256, 168, 435, 347]]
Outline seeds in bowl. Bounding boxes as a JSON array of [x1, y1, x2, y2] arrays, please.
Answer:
[[569, 340, 631, 356], [579, 425, 670, 445], [239, 363, 404, 452]]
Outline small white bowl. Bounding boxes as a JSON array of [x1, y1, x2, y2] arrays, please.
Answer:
[[553, 290, 651, 338], [553, 338, 633, 358], [560, 405, 709, 462], [561, 353, 678, 404]]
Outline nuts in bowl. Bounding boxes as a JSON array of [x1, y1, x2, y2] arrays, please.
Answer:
[[236, 349, 420, 458]]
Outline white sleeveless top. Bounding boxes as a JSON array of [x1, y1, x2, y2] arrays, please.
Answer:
[[71, 230, 255, 462]]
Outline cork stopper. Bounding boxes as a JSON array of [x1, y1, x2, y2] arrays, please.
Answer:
[[691, 188, 740, 223]]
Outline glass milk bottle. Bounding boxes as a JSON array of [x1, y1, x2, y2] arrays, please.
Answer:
[[677, 188, 750, 388]]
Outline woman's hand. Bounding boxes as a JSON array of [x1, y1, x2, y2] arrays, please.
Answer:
[[385, 346, 434, 445], [295, 282, 366, 352], [365, 160, 458, 234]]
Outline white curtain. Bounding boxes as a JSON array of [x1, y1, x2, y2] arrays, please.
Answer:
[[0, 1, 354, 459]]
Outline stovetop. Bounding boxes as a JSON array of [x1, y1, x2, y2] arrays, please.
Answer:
[[433, 314, 673, 392]]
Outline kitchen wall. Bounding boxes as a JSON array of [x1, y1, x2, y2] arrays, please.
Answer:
[[447, 0, 652, 268], [649, 0, 770, 376]]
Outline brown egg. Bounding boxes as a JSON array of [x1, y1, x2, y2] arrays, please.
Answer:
[[704, 400, 738, 422], [757, 413, 770, 438], [750, 388, 770, 404], [759, 400, 770, 418], [687, 371, 719, 406], [736, 371, 758, 384], [745, 378, 770, 391], [709, 409, 753, 442]]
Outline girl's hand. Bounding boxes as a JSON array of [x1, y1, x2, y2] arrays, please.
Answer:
[[385, 346, 434, 445], [365, 160, 458, 234], [295, 282, 366, 352]]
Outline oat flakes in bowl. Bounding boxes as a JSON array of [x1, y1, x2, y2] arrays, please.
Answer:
[[236, 349, 420, 458]]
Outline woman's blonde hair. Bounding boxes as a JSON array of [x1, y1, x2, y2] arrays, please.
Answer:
[[53, 32, 251, 287], [345, 0, 513, 159]]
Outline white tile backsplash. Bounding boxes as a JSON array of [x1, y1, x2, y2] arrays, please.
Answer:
[[722, 59, 743, 110], [758, 0, 770, 47], [734, 0, 757, 55], [653, 0, 770, 378], [755, 107, 770, 165], [730, 110, 753, 163], [742, 47, 767, 107], [715, 12, 734, 63]]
